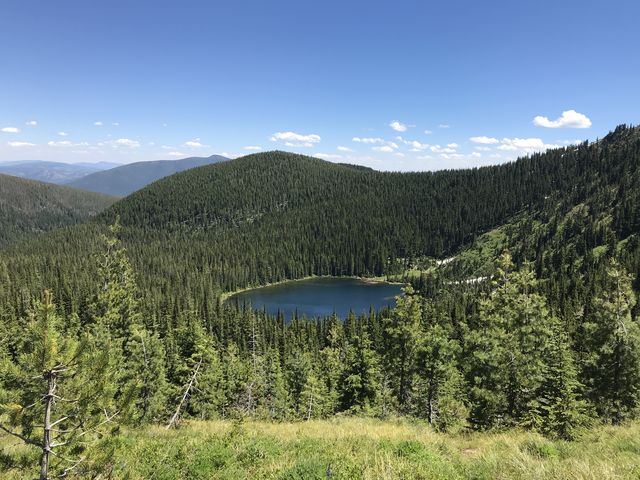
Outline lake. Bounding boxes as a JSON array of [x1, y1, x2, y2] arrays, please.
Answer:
[[227, 277, 404, 319]]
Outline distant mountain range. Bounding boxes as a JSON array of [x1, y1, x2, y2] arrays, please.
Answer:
[[66, 155, 229, 196], [0, 155, 229, 197], [0, 160, 117, 184]]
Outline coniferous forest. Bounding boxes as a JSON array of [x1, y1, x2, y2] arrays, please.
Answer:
[[1, 125, 640, 478]]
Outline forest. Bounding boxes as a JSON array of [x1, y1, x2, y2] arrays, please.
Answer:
[[0, 125, 639, 478]]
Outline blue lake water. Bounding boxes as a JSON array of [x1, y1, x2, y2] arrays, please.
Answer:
[[227, 277, 404, 319]]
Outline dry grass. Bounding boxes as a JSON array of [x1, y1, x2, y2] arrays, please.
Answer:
[[2, 417, 640, 479]]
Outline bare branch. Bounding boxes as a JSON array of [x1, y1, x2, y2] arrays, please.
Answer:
[[0, 423, 40, 448]]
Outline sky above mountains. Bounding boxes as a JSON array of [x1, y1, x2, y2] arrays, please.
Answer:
[[1, 0, 639, 171]]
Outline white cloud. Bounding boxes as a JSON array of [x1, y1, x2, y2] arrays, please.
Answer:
[[314, 152, 343, 160], [58, 131, 68, 137], [498, 137, 561, 152], [475, 146, 491, 151], [470, 136, 499, 144], [471, 152, 482, 158], [114, 138, 140, 148], [167, 151, 186, 157], [533, 109, 591, 129], [112, 122, 120, 126], [47, 140, 90, 147], [438, 124, 450, 129], [373, 145, 395, 153], [270, 131, 321, 147], [429, 144, 457, 154], [389, 120, 407, 132], [1, 127, 19, 133], [8, 141, 35, 147], [399, 138, 430, 151], [447, 143, 459, 149], [94, 121, 103, 126], [424, 130, 433, 135], [184, 138, 207, 148], [244, 145, 262, 151], [352, 137, 384, 144], [25, 120, 37, 126], [337, 146, 353, 152]]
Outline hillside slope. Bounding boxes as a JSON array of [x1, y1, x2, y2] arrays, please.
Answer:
[[0, 173, 116, 247], [67, 154, 228, 196], [1, 125, 638, 320]]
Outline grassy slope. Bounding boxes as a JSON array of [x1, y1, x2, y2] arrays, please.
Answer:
[[3, 418, 640, 479]]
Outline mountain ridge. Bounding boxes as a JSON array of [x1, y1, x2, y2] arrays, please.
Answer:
[[66, 154, 229, 196]]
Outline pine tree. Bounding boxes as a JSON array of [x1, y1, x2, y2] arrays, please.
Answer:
[[587, 259, 640, 423], [262, 350, 290, 420], [300, 367, 330, 420], [0, 291, 118, 479], [384, 286, 421, 411], [91, 219, 169, 424], [524, 320, 588, 439], [339, 333, 380, 414], [467, 253, 560, 428], [414, 301, 468, 432]]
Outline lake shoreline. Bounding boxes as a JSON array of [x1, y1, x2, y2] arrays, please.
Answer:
[[221, 274, 406, 303]]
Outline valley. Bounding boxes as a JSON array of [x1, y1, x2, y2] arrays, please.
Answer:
[[1, 128, 639, 479]]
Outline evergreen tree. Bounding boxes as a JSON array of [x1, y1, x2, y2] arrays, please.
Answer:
[[384, 286, 421, 411], [0, 291, 117, 479], [587, 260, 640, 423], [414, 300, 468, 431], [339, 333, 380, 414]]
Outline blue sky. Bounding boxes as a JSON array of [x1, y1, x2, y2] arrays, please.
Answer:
[[1, 0, 639, 171]]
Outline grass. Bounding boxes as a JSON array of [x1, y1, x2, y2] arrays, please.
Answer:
[[2, 418, 640, 479]]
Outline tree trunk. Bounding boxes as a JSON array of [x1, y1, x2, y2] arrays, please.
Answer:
[[40, 370, 56, 480], [166, 357, 203, 429]]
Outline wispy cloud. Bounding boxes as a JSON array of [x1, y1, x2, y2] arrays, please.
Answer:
[[352, 137, 384, 144], [497, 137, 560, 151], [314, 152, 343, 160], [1, 127, 19, 133], [183, 138, 207, 148], [243, 145, 262, 151], [270, 131, 321, 147], [48, 140, 89, 147], [337, 146, 353, 152], [94, 121, 104, 126], [7, 141, 35, 147], [533, 109, 591, 128], [25, 120, 37, 126], [113, 138, 140, 148], [373, 145, 396, 153]]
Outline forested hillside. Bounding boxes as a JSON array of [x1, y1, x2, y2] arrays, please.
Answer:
[[1, 126, 639, 478], [0, 174, 116, 247], [66, 154, 228, 196]]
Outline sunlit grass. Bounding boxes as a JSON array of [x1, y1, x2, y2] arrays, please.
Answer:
[[2, 418, 640, 479]]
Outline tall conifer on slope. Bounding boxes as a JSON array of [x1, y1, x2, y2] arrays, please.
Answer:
[[0, 291, 117, 479], [92, 218, 169, 424], [384, 286, 421, 412], [467, 253, 576, 429], [587, 259, 640, 423]]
